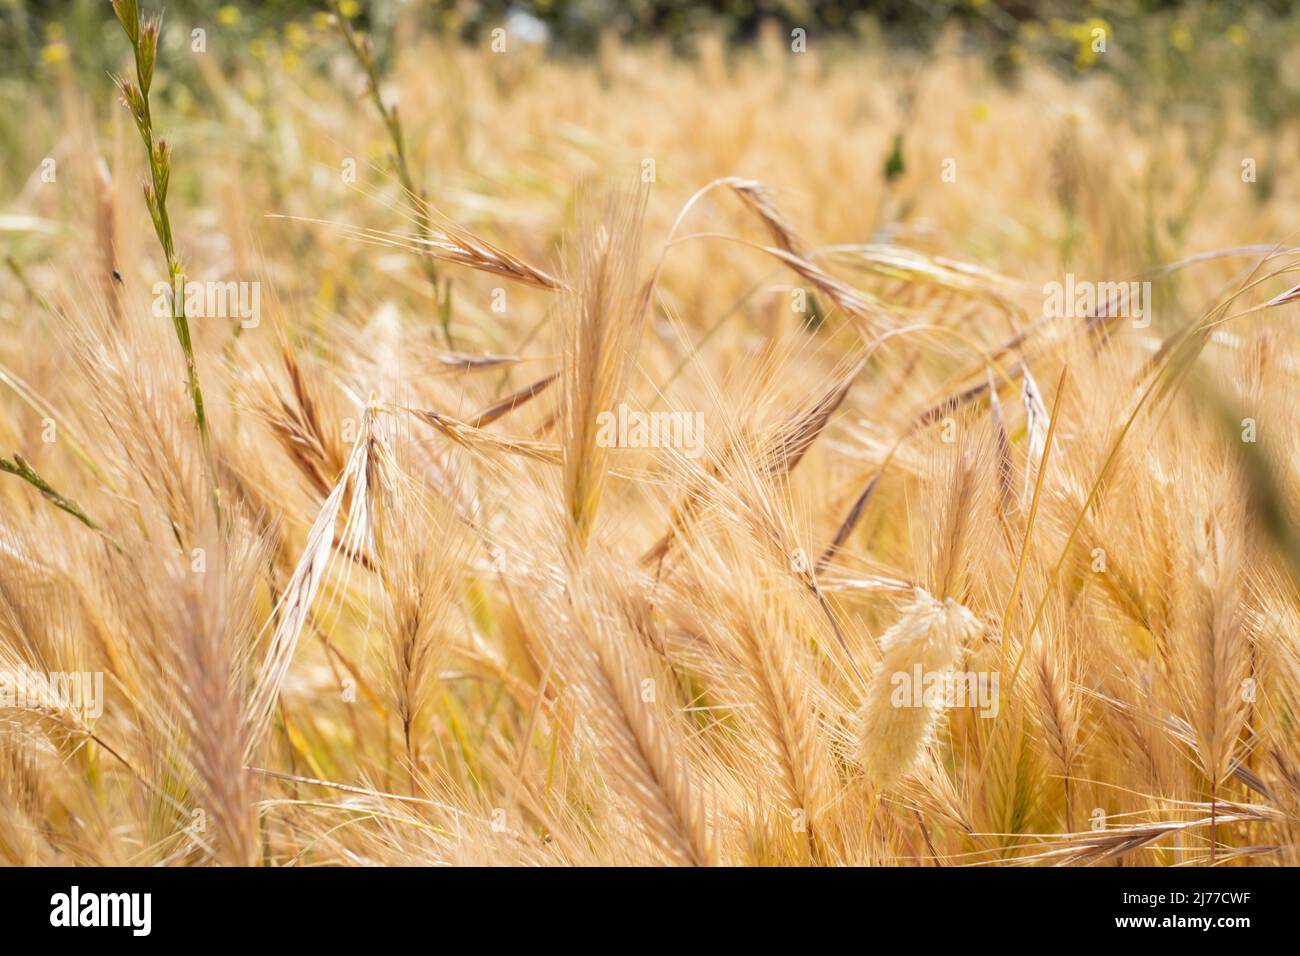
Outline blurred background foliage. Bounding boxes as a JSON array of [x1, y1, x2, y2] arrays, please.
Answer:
[[4, 0, 1300, 131], [2, 0, 1298, 208]]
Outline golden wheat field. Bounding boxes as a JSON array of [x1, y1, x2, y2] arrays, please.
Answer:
[[3, 1, 1300, 871]]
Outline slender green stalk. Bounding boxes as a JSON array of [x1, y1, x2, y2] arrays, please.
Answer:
[[0, 454, 123, 553], [326, 0, 453, 347], [5, 256, 56, 315], [110, 0, 222, 530]]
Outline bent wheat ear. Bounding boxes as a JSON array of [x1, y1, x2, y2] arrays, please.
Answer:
[[703, 178, 896, 335], [274, 217, 566, 292], [245, 409, 377, 755], [762, 246, 888, 335], [723, 177, 810, 257], [406, 406, 562, 465], [857, 592, 981, 791]]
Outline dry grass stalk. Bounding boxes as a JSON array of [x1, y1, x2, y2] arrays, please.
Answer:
[[560, 187, 652, 552]]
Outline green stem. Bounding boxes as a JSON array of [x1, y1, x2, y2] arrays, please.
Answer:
[[0, 454, 123, 553], [327, 0, 453, 347], [113, 2, 223, 531]]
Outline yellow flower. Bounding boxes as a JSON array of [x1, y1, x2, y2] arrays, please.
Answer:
[[971, 102, 990, 122], [1170, 24, 1192, 53], [1228, 24, 1248, 47], [41, 42, 69, 65], [285, 22, 310, 50], [339, 0, 361, 18], [217, 5, 241, 26], [1051, 17, 1108, 70]]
